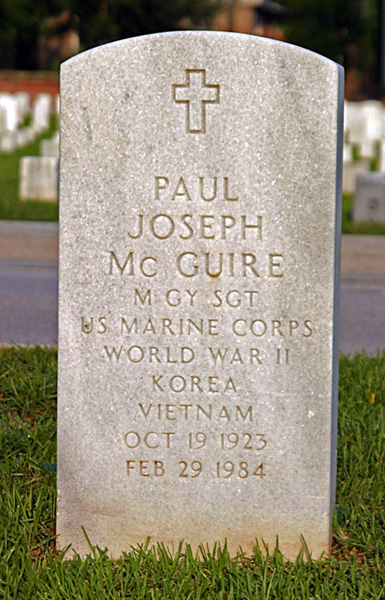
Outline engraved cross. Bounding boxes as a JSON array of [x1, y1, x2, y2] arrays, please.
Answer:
[[172, 69, 220, 134]]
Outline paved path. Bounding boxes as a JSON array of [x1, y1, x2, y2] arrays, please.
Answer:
[[340, 276, 385, 355], [0, 260, 58, 346], [0, 221, 385, 354]]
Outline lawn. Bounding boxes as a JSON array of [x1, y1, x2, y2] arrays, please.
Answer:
[[0, 346, 384, 598], [0, 116, 58, 222]]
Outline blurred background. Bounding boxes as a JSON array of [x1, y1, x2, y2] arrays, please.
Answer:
[[0, 0, 383, 99]]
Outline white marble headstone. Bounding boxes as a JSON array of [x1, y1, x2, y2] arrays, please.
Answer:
[[0, 107, 6, 134], [0, 130, 17, 153], [33, 93, 52, 132], [344, 101, 365, 145], [343, 159, 370, 194], [15, 92, 31, 124], [58, 32, 343, 560], [361, 100, 384, 142], [0, 93, 18, 132], [16, 129, 30, 148], [40, 134, 59, 158], [354, 172, 385, 223], [19, 156, 58, 201]]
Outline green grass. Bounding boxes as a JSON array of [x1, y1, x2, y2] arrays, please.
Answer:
[[0, 115, 58, 222], [1, 346, 385, 598]]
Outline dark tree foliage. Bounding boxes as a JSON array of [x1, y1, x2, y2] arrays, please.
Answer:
[[279, 0, 379, 82], [73, 0, 222, 47], [0, 0, 221, 69]]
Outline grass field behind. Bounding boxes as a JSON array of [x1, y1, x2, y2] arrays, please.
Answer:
[[0, 346, 384, 598]]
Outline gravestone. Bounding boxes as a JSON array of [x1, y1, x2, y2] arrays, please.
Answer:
[[15, 92, 31, 124], [379, 140, 385, 172], [343, 159, 370, 194], [0, 93, 18, 132], [0, 108, 6, 135], [361, 100, 384, 143], [359, 139, 376, 160], [23, 126, 36, 144], [40, 134, 59, 158], [16, 129, 30, 148], [354, 172, 385, 223], [19, 156, 58, 201], [344, 101, 365, 146], [0, 130, 17, 153], [32, 93, 52, 132], [343, 142, 353, 164], [344, 100, 384, 160], [58, 32, 343, 560]]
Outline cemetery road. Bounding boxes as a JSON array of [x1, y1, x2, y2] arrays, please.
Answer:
[[0, 259, 384, 354], [0, 260, 57, 346], [339, 276, 385, 355]]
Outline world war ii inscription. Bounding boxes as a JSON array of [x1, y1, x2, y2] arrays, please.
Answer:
[[58, 32, 343, 559]]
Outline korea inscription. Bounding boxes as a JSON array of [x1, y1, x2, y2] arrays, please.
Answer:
[[58, 32, 343, 560]]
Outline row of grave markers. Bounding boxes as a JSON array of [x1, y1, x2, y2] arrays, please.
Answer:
[[0, 92, 59, 133], [0, 91, 58, 202], [343, 100, 385, 222], [0, 92, 58, 153], [0, 90, 58, 202]]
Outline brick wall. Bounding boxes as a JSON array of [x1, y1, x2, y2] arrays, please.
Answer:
[[0, 71, 59, 103]]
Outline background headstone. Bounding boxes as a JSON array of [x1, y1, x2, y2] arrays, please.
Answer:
[[0, 108, 6, 135], [23, 126, 37, 143], [19, 156, 58, 201], [40, 134, 59, 158], [58, 32, 343, 560], [344, 101, 365, 147], [0, 93, 18, 132], [354, 172, 385, 223], [378, 140, 385, 172], [32, 93, 52, 132], [343, 159, 370, 194], [0, 130, 17, 153], [359, 139, 376, 160], [361, 100, 384, 143], [16, 129, 30, 148], [15, 92, 31, 124], [344, 100, 384, 160], [343, 142, 353, 164]]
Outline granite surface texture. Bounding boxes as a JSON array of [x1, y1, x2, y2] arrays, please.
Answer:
[[57, 31, 343, 560]]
